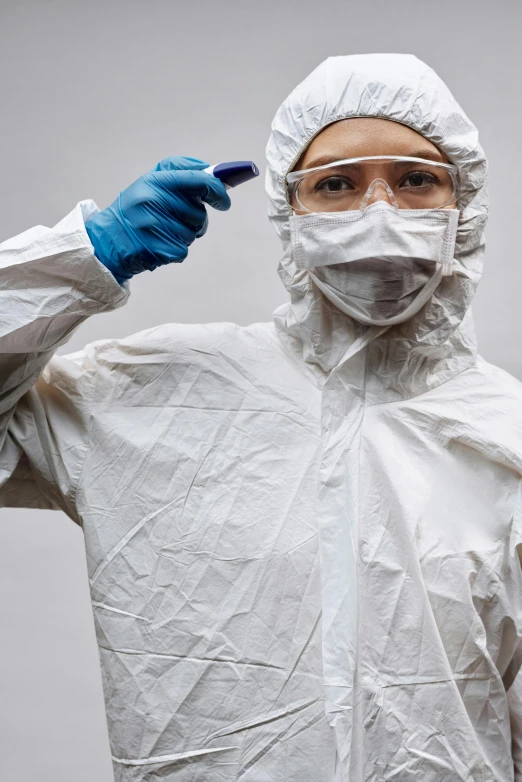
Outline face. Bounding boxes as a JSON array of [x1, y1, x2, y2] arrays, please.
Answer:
[[289, 117, 456, 213]]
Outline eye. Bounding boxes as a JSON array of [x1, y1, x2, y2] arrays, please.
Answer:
[[400, 170, 439, 189], [315, 175, 354, 193]]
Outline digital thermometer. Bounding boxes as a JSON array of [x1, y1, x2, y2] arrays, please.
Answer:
[[204, 161, 259, 189]]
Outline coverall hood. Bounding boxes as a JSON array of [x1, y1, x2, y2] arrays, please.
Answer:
[[266, 53, 488, 391]]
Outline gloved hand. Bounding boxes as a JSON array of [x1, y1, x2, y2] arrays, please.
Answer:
[[84, 156, 231, 285]]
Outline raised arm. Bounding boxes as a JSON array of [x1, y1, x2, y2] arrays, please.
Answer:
[[0, 201, 128, 516], [0, 156, 230, 518]]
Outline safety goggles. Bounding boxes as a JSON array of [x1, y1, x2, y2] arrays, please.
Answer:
[[286, 155, 459, 213]]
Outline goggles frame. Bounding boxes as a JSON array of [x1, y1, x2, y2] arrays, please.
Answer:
[[286, 155, 460, 213]]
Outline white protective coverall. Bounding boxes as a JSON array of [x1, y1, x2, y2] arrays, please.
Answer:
[[1, 53, 522, 782]]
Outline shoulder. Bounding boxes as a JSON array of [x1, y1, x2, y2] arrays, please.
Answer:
[[464, 357, 522, 409], [411, 357, 522, 415], [78, 321, 284, 379], [55, 321, 315, 413], [87, 321, 277, 359], [411, 357, 522, 475]]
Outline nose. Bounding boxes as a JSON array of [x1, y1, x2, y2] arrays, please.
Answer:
[[360, 178, 398, 209], [365, 183, 394, 205]]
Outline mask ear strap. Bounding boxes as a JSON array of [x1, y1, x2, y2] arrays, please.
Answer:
[[360, 179, 399, 209], [440, 209, 459, 276]]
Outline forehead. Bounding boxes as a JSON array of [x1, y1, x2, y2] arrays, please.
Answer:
[[298, 117, 445, 168]]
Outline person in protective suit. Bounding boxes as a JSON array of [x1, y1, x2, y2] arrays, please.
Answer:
[[1, 53, 521, 782]]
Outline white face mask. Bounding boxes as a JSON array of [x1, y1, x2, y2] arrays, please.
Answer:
[[289, 202, 459, 327]]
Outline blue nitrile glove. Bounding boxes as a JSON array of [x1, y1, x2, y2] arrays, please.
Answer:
[[84, 156, 231, 284]]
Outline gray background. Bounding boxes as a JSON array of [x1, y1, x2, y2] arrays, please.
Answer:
[[0, 0, 519, 779]]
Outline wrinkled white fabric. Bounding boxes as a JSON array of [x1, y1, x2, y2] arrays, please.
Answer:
[[0, 53, 522, 782], [290, 201, 459, 325]]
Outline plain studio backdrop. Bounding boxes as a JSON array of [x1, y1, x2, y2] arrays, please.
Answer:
[[0, 0, 520, 778]]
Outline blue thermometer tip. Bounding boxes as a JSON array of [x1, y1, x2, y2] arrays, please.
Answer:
[[205, 161, 259, 188]]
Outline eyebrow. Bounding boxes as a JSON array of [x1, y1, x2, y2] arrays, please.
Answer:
[[301, 148, 446, 170], [398, 149, 446, 163]]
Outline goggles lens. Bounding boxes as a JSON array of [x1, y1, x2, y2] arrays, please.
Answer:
[[286, 156, 458, 212]]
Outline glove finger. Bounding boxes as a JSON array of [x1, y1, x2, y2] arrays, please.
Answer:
[[145, 229, 190, 265], [195, 213, 209, 239], [161, 169, 232, 212], [132, 172, 208, 234], [143, 198, 205, 244], [155, 189, 209, 234], [152, 156, 209, 173]]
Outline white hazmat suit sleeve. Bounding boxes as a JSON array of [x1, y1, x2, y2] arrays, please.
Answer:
[[0, 201, 129, 520]]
